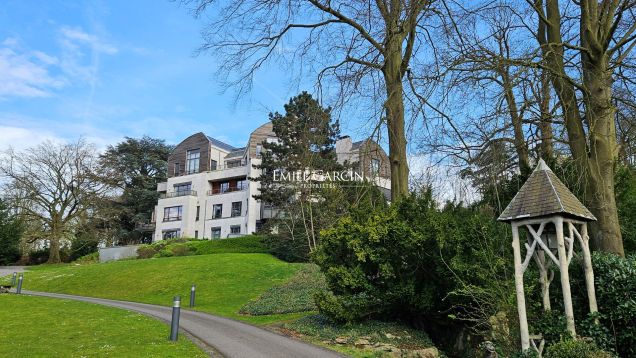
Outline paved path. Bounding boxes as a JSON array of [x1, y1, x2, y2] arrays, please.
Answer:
[[0, 266, 27, 278], [23, 291, 344, 358]]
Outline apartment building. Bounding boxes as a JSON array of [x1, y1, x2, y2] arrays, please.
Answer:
[[151, 122, 391, 241]]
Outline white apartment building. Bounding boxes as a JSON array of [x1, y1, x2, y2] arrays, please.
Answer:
[[151, 122, 391, 241]]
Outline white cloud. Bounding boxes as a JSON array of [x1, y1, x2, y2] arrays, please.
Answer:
[[0, 46, 65, 99], [59, 26, 118, 55], [0, 125, 63, 151]]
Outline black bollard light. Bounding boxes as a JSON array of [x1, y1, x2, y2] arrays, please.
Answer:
[[11, 272, 17, 286], [16, 274, 23, 294], [189, 284, 196, 308], [169, 295, 181, 341]]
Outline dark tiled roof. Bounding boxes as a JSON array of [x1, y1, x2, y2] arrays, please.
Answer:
[[351, 140, 366, 150], [225, 147, 246, 159], [206, 136, 236, 152], [498, 159, 596, 222]]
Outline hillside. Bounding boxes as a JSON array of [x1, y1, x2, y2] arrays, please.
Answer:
[[17, 253, 305, 324]]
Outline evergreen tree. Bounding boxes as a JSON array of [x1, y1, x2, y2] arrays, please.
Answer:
[[0, 199, 23, 265]]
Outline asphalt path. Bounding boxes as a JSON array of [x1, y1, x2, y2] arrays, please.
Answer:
[[21, 290, 344, 358], [0, 266, 27, 278]]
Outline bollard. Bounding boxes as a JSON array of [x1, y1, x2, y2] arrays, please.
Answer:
[[169, 295, 181, 341], [16, 274, 23, 294], [189, 284, 196, 307], [11, 272, 17, 286]]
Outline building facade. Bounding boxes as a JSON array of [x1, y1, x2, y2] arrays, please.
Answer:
[[151, 122, 390, 241]]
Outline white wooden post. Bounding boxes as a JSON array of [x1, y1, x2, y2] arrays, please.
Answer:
[[580, 223, 598, 314], [512, 224, 530, 350], [555, 217, 576, 337]]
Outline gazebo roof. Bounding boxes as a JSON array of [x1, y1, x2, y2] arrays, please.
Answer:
[[497, 159, 596, 222]]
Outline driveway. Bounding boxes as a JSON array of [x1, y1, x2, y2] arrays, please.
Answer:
[[0, 266, 27, 278], [22, 291, 344, 358]]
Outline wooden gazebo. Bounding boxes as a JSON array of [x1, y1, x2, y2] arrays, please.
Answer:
[[498, 159, 598, 353]]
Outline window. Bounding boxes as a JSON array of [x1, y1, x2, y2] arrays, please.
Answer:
[[231, 201, 242, 217], [220, 182, 229, 193], [371, 159, 380, 174], [256, 144, 262, 157], [236, 179, 248, 190], [195, 206, 200, 221], [174, 183, 191, 194], [174, 163, 180, 176], [210, 159, 217, 171], [162, 229, 180, 239], [211, 227, 221, 239], [186, 149, 200, 174], [194, 230, 199, 239], [212, 204, 222, 219], [163, 206, 182, 222], [230, 225, 241, 234]]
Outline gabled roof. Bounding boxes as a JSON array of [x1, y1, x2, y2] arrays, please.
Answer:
[[497, 159, 596, 222], [206, 135, 236, 152]]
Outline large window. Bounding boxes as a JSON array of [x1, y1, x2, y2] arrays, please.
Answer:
[[220, 182, 229, 193], [210, 159, 217, 171], [162, 229, 180, 239], [163, 206, 182, 222], [231, 201, 242, 217], [371, 159, 380, 175], [212, 204, 223, 219], [186, 149, 200, 174], [236, 179, 248, 190], [230, 225, 241, 235], [211, 227, 221, 239], [174, 163, 180, 176]]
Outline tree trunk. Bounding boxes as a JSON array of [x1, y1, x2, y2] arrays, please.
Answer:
[[538, 70, 554, 160], [383, 37, 409, 201], [48, 236, 61, 263], [582, 53, 624, 255], [501, 68, 531, 176]]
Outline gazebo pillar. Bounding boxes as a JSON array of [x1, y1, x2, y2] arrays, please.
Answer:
[[555, 216, 576, 337], [579, 223, 598, 314], [511, 223, 530, 350]]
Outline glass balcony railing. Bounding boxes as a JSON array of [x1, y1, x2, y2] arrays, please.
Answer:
[[160, 190, 197, 199], [207, 187, 247, 195]]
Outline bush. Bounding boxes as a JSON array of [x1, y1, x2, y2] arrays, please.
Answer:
[[313, 191, 511, 324], [72, 252, 99, 264], [136, 244, 159, 259], [70, 234, 99, 261], [26, 247, 70, 265], [544, 339, 612, 358], [240, 264, 327, 315], [0, 199, 23, 265]]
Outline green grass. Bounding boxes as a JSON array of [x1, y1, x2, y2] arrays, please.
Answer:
[[240, 264, 327, 315], [0, 294, 206, 357], [15, 253, 305, 324]]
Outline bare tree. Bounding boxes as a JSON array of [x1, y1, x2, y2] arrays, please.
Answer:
[[0, 140, 108, 263], [529, 0, 636, 256], [182, 0, 437, 200]]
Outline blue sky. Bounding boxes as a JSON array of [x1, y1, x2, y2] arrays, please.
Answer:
[[0, 0, 335, 150]]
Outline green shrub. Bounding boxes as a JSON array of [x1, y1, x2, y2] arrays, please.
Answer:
[[72, 252, 99, 264], [313, 191, 511, 324], [70, 234, 99, 261], [544, 339, 612, 358], [136, 244, 158, 259], [188, 235, 267, 255], [240, 264, 327, 315]]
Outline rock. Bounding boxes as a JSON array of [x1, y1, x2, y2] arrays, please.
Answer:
[[409, 347, 439, 358], [354, 338, 371, 348], [334, 336, 348, 344], [376, 343, 399, 352], [385, 333, 399, 339]]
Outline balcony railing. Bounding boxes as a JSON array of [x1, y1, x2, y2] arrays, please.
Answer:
[[207, 187, 247, 195], [160, 190, 197, 199], [172, 161, 248, 177]]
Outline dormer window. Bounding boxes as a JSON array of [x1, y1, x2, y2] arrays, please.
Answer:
[[186, 149, 200, 174]]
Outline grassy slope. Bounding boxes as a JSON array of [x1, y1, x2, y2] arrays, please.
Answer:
[[0, 295, 206, 357], [19, 253, 305, 324]]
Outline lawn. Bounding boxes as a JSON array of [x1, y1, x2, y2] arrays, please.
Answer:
[[14, 253, 305, 324], [0, 294, 207, 357]]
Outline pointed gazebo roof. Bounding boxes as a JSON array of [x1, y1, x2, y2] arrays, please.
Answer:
[[497, 159, 596, 222]]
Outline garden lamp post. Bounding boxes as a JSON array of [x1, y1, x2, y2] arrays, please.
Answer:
[[498, 159, 599, 354]]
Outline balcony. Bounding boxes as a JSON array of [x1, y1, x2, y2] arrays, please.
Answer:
[[160, 190, 197, 199], [207, 187, 247, 196]]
